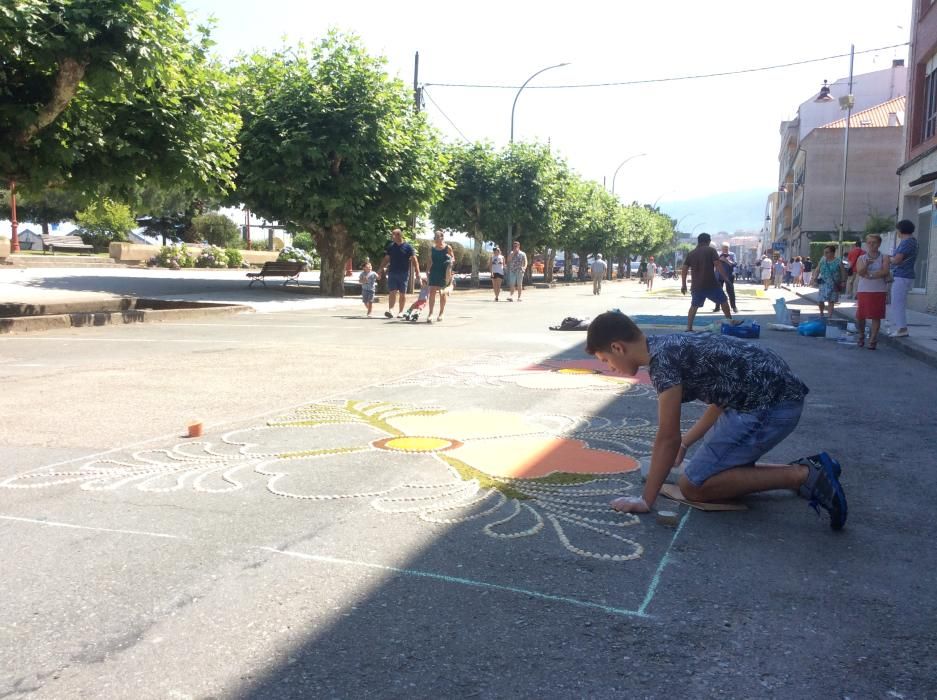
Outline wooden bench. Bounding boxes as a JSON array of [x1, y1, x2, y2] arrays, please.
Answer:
[[42, 234, 94, 254], [246, 260, 304, 287]]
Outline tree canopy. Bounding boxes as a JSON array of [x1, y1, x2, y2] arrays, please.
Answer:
[[0, 0, 240, 201], [233, 32, 447, 295]]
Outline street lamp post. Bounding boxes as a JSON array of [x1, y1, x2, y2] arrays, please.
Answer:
[[611, 153, 647, 195], [8, 180, 19, 253], [815, 44, 855, 256], [507, 62, 570, 252]]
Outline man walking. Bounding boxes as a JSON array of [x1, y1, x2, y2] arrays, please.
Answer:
[[378, 228, 420, 318], [888, 219, 918, 337], [591, 254, 608, 295], [506, 240, 528, 301], [681, 233, 736, 332]]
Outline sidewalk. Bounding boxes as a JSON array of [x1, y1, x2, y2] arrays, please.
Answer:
[[778, 285, 937, 368]]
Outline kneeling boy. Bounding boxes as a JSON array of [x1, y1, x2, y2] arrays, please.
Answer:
[[585, 311, 847, 530]]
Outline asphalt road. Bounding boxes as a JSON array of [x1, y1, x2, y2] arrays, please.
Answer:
[[1, 274, 934, 699]]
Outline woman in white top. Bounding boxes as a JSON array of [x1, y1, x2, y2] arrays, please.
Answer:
[[490, 246, 505, 301], [789, 257, 804, 287], [760, 255, 773, 291], [855, 233, 890, 350]]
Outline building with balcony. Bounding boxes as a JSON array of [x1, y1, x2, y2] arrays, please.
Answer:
[[896, 0, 937, 314], [771, 61, 907, 260]]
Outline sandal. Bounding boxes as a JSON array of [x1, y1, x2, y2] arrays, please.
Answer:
[[857, 336, 864, 348], [868, 338, 877, 350]]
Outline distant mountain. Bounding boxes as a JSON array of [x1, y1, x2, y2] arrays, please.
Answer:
[[659, 188, 770, 234]]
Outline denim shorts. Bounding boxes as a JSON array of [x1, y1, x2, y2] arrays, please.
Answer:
[[684, 400, 804, 486], [690, 287, 728, 308], [361, 288, 375, 304], [387, 271, 408, 293]]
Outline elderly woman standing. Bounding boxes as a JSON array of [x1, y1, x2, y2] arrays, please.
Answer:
[[815, 245, 844, 320], [855, 234, 890, 350]]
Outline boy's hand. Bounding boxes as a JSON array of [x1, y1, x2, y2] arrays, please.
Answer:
[[674, 443, 688, 467], [680, 284, 687, 295], [609, 496, 650, 514]]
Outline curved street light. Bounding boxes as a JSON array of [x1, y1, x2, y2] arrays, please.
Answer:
[[611, 153, 647, 195], [507, 62, 570, 252], [510, 62, 570, 143]]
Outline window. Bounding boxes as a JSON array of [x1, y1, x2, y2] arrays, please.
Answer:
[[924, 55, 937, 141]]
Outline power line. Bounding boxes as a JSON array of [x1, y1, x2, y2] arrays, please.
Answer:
[[421, 87, 470, 141], [423, 42, 909, 90]]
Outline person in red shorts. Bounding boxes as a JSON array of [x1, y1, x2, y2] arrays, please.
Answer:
[[855, 234, 890, 350]]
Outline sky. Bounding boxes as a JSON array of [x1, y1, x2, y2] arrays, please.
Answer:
[[9, 0, 914, 238]]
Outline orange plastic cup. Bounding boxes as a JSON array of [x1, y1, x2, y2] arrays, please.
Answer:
[[187, 421, 203, 438]]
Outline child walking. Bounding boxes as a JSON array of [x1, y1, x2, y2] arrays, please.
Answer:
[[402, 276, 430, 321], [585, 311, 847, 530], [359, 262, 378, 316]]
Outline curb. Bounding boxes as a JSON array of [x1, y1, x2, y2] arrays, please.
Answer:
[[0, 302, 252, 335]]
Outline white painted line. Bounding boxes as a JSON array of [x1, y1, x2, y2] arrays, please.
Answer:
[[259, 546, 643, 618], [0, 514, 186, 540]]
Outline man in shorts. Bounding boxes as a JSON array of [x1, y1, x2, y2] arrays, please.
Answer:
[[378, 228, 420, 318], [585, 310, 847, 530], [681, 232, 737, 331], [506, 240, 527, 301]]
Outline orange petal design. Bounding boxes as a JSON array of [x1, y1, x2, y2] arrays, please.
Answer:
[[451, 436, 638, 479]]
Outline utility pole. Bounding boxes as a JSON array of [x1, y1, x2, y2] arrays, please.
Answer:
[[408, 51, 420, 292]]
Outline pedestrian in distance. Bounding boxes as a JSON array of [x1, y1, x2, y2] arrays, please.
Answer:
[[855, 234, 889, 350], [591, 253, 608, 295], [844, 240, 864, 299], [789, 256, 804, 287], [760, 254, 773, 291], [585, 311, 847, 530], [359, 261, 378, 317], [638, 259, 648, 286], [378, 227, 420, 319], [680, 232, 738, 332], [887, 219, 917, 338], [815, 245, 844, 320], [506, 240, 528, 301], [802, 256, 813, 286], [712, 244, 738, 313], [425, 231, 452, 323], [773, 257, 786, 288], [646, 256, 658, 291], [490, 246, 505, 301]]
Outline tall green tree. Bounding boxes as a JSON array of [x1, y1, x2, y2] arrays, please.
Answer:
[[0, 0, 240, 198], [431, 142, 499, 287], [233, 33, 446, 296]]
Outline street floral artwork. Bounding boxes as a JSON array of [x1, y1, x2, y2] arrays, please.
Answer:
[[3, 387, 682, 563]]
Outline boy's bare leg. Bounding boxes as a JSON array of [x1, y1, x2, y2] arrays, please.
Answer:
[[679, 463, 808, 502]]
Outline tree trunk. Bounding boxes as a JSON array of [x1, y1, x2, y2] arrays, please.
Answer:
[[470, 223, 480, 288], [578, 249, 589, 281], [315, 224, 351, 297], [564, 249, 572, 281], [623, 249, 631, 278], [545, 248, 555, 284], [41, 222, 50, 237]]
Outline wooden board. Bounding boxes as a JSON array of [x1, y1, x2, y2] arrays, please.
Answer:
[[659, 483, 748, 512]]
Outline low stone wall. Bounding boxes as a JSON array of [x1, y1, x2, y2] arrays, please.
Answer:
[[0, 238, 10, 261], [109, 242, 280, 266]]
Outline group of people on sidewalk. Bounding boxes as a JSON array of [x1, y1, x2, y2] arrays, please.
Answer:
[[812, 219, 918, 342]]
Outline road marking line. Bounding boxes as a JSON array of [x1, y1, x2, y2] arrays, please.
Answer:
[[0, 514, 186, 540], [260, 546, 646, 618], [637, 508, 691, 616]]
